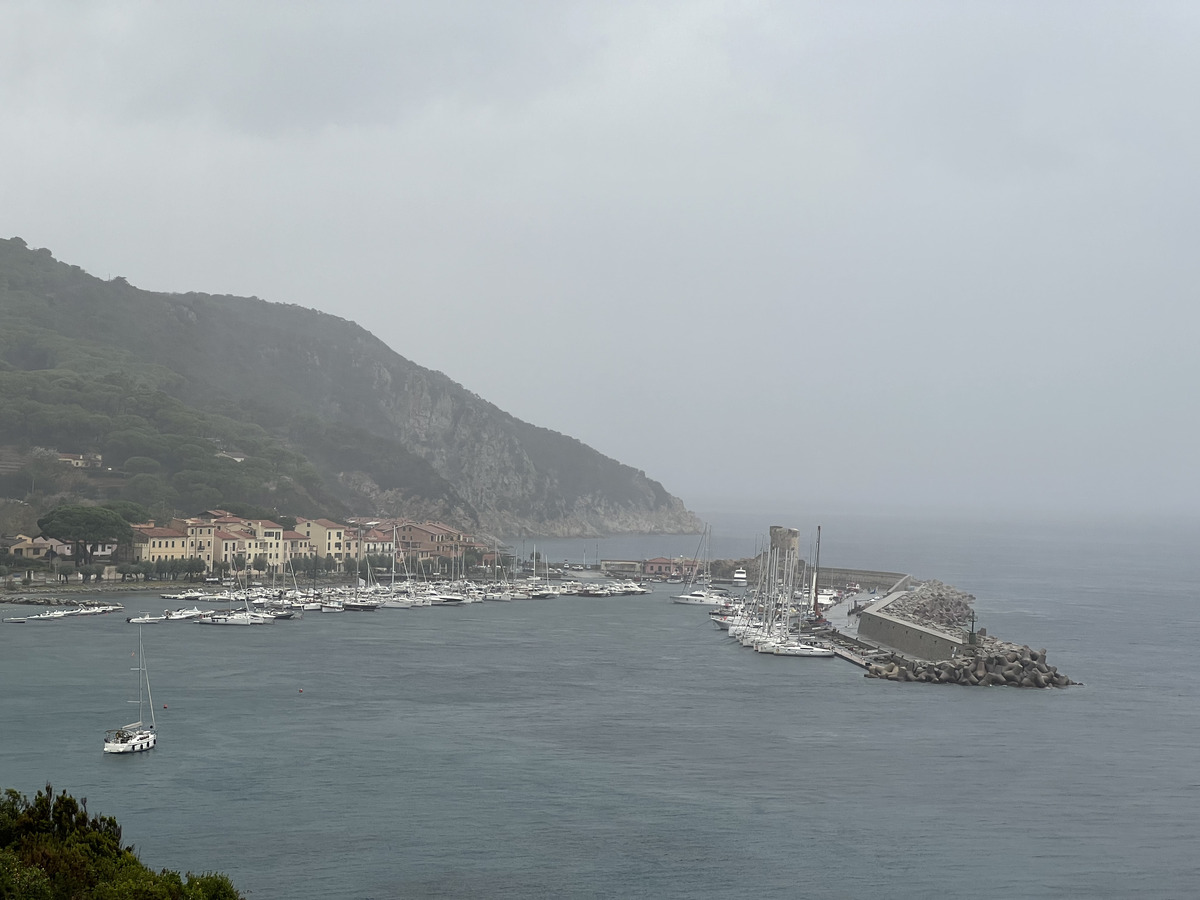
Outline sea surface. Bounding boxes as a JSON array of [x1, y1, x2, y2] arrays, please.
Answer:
[[3, 511, 1199, 898]]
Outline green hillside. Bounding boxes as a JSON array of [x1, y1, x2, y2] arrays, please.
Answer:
[[0, 237, 699, 536]]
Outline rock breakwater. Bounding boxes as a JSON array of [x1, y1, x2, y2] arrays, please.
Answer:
[[886, 579, 974, 630], [865, 644, 1077, 688]]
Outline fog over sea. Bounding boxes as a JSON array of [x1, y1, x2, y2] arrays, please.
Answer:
[[4, 511, 1198, 899]]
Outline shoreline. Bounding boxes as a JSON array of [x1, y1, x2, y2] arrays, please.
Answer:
[[2, 585, 159, 605]]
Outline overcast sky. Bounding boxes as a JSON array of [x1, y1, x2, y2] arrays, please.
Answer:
[[3, 1, 1197, 518]]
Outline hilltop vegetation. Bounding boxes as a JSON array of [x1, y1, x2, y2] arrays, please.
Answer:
[[0, 784, 241, 899], [0, 237, 699, 535]]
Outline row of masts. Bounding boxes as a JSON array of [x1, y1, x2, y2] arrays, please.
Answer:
[[746, 523, 823, 620]]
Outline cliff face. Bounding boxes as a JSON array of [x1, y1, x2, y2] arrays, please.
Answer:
[[197, 305, 699, 536], [0, 238, 701, 536]]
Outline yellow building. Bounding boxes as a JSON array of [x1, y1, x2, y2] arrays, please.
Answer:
[[297, 518, 349, 562], [131, 527, 192, 564]]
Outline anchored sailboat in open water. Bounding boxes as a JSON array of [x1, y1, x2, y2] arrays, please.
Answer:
[[103, 626, 157, 753]]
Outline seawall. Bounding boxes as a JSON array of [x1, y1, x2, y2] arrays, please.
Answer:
[[856, 591, 966, 660]]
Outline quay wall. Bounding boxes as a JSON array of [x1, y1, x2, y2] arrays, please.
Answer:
[[857, 592, 965, 661]]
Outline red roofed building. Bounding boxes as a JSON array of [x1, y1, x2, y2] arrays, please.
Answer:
[[296, 517, 349, 563], [131, 527, 190, 564], [643, 557, 698, 578]]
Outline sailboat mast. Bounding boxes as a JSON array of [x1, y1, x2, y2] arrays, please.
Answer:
[[137, 625, 145, 724], [812, 524, 822, 616], [141, 628, 156, 728]]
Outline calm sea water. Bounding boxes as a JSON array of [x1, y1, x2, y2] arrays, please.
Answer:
[[3, 512, 1199, 898]]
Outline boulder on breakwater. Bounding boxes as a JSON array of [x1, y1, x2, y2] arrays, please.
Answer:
[[885, 579, 975, 630], [864, 644, 1077, 688]]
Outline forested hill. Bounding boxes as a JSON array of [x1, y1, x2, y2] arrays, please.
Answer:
[[0, 237, 700, 536]]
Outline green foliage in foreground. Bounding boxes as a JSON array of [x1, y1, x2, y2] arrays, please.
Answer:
[[0, 785, 242, 900]]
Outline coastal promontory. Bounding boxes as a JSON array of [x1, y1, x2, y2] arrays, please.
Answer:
[[0, 237, 700, 537]]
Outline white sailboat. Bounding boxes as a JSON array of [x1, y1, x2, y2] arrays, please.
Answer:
[[196, 566, 273, 624], [671, 526, 727, 606], [103, 627, 157, 753]]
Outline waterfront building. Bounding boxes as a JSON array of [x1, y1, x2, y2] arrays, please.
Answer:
[[7, 534, 74, 560], [131, 526, 191, 564], [600, 560, 642, 578], [643, 557, 700, 578], [296, 517, 350, 563]]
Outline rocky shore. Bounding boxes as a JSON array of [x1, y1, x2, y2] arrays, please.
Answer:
[[864, 644, 1078, 688], [2, 583, 165, 604]]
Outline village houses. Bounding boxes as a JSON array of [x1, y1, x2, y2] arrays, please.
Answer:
[[15, 506, 481, 577]]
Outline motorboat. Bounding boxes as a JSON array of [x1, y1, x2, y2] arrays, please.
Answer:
[[671, 589, 727, 607], [164, 606, 210, 620], [196, 610, 272, 625], [26, 609, 72, 621]]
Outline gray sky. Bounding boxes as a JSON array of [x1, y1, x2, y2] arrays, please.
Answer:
[[3, 1, 1198, 517]]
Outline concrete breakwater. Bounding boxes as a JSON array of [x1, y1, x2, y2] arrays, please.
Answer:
[[865, 644, 1077, 688], [854, 580, 1078, 688]]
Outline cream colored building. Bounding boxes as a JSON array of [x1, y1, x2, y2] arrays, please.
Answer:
[[296, 518, 349, 562], [131, 527, 192, 564]]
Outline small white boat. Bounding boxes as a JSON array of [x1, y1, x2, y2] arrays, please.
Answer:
[[164, 607, 210, 620], [196, 611, 272, 625], [379, 596, 414, 608], [104, 627, 157, 753], [772, 642, 836, 658], [26, 609, 71, 621], [671, 590, 727, 607], [732, 568, 748, 588], [126, 614, 167, 624]]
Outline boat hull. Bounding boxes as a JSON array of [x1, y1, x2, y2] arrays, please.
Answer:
[[773, 644, 836, 658], [104, 728, 156, 753], [671, 592, 726, 607]]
